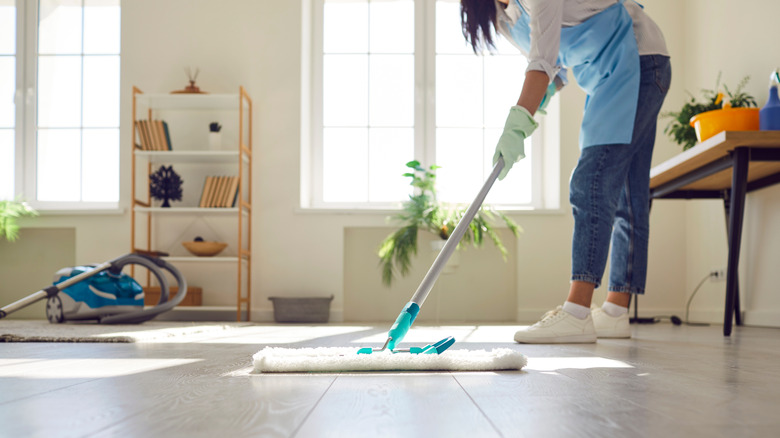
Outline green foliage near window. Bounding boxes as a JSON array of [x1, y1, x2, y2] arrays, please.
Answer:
[[663, 74, 757, 151], [377, 160, 521, 287], [0, 199, 38, 242]]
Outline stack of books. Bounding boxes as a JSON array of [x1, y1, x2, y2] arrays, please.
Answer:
[[135, 119, 172, 150], [199, 176, 240, 208]]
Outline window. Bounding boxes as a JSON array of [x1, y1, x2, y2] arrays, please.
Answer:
[[0, 0, 120, 209], [310, 0, 551, 209], [0, 0, 15, 201]]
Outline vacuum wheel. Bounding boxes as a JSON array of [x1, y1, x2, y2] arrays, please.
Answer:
[[46, 295, 65, 324]]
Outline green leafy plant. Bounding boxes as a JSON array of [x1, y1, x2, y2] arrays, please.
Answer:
[[0, 199, 38, 242], [663, 74, 757, 151], [377, 160, 521, 286]]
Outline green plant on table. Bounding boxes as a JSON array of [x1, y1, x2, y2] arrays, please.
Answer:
[[0, 199, 38, 242], [662, 74, 757, 151], [377, 160, 521, 287]]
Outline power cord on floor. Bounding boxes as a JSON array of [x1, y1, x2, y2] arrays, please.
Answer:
[[635, 271, 715, 326], [684, 272, 712, 326]]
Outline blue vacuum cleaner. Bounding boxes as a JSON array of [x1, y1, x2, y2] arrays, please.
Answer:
[[0, 252, 187, 324]]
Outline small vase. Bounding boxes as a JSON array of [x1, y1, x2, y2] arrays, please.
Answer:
[[209, 132, 221, 150]]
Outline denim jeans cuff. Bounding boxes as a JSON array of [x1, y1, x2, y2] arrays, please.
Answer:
[[609, 285, 645, 295], [571, 274, 601, 288]]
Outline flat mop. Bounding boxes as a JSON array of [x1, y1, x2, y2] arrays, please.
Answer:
[[253, 157, 526, 372]]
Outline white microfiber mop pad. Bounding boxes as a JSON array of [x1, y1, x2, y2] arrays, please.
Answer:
[[252, 347, 526, 373]]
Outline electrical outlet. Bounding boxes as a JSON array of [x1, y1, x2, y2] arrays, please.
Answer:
[[710, 268, 727, 282]]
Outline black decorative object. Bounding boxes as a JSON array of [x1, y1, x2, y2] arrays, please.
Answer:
[[150, 165, 183, 207], [209, 122, 222, 132]]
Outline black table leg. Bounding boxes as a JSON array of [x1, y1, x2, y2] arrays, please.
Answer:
[[724, 147, 749, 336], [722, 191, 743, 326]]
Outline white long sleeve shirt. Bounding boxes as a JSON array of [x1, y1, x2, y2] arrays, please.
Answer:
[[495, 0, 669, 85]]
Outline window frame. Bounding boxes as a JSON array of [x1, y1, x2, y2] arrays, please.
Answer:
[[7, 0, 121, 211], [306, 0, 556, 212], [9, 1, 25, 202]]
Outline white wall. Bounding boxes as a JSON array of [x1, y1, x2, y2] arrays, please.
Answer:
[[678, 0, 780, 326], [10, 0, 775, 326]]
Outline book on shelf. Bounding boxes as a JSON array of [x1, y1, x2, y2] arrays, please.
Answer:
[[199, 176, 240, 208], [208, 176, 222, 208], [204, 176, 219, 208], [134, 121, 144, 149], [135, 120, 149, 150], [162, 121, 172, 151], [213, 176, 225, 208], [222, 176, 236, 208], [143, 120, 157, 150], [153, 120, 164, 150], [209, 176, 225, 208], [227, 176, 240, 207], [198, 176, 213, 208], [134, 119, 172, 151]]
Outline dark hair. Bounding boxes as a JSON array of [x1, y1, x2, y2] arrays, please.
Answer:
[[460, 0, 498, 54]]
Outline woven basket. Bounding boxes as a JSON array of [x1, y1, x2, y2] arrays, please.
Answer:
[[268, 295, 334, 323]]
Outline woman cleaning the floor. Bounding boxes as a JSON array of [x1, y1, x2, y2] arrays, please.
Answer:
[[460, 0, 670, 343]]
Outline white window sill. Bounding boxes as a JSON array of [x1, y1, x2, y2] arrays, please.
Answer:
[[294, 206, 567, 217], [32, 205, 126, 216]]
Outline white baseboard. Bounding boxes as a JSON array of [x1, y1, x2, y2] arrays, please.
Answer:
[[516, 307, 747, 324], [684, 309, 727, 324], [743, 310, 780, 328], [254, 306, 775, 327]]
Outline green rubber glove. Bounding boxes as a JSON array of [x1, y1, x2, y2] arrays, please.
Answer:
[[493, 105, 539, 180], [536, 81, 557, 115]]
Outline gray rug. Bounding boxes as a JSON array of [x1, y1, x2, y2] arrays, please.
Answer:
[[0, 320, 253, 343]]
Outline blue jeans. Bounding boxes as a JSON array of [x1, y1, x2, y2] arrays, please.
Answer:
[[569, 55, 671, 294]]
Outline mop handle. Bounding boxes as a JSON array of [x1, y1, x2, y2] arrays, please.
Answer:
[[409, 156, 505, 308]]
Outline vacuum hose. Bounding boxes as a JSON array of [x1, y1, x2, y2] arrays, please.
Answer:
[[100, 253, 187, 324]]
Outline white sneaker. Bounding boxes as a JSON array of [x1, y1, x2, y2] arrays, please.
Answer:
[[514, 306, 597, 344], [591, 306, 631, 338]]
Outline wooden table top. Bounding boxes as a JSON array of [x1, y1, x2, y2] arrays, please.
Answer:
[[650, 131, 780, 191]]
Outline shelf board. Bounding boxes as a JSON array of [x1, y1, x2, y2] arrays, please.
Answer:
[[134, 207, 239, 214], [135, 150, 243, 164], [136, 93, 241, 110], [163, 256, 241, 263]]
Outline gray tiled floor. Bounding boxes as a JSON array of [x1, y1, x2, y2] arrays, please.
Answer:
[[1, 322, 778, 437]]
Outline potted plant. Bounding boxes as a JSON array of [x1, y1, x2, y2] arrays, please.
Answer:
[[209, 122, 222, 149], [149, 165, 183, 207], [377, 160, 521, 286], [0, 199, 38, 242], [663, 74, 757, 150]]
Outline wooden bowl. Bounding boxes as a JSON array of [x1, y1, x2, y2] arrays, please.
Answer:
[[182, 241, 227, 257]]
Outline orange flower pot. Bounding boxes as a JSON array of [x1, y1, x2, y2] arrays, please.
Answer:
[[689, 107, 760, 143]]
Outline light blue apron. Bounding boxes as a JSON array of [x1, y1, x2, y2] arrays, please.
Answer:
[[508, 0, 640, 148]]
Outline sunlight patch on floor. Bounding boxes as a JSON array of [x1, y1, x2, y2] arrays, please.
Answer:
[[458, 325, 526, 342], [0, 358, 202, 379], [351, 325, 523, 344], [198, 325, 375, 344], [351, 326, 477, 344], [525, 357, 634, 371]]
